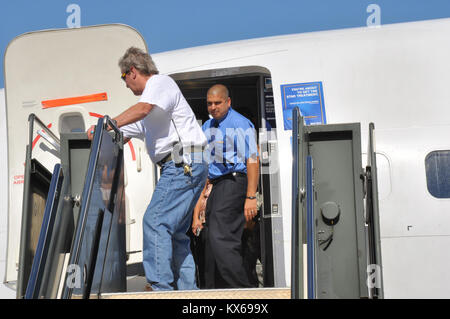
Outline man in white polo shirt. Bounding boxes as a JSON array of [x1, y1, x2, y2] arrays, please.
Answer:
[[87, 47, 207, 291]]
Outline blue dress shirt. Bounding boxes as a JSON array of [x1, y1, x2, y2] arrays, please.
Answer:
[[202, 107, 258, 180]]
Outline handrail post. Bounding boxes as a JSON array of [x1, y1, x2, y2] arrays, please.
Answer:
[[27, 113, 61, 155], [291, 107, 303, 299]]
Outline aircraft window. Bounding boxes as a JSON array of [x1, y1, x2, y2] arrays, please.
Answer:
[[425, 150, 450, 199]]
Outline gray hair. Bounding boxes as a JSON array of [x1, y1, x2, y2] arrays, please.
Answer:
[[118, 47, 159, 76]]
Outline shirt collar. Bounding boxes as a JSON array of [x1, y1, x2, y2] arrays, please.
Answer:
[[212, 107, 232, 127]]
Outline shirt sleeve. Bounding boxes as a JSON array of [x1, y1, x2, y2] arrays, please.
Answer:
[[139, 76, 177, 112], [120, 121, 144, 140]]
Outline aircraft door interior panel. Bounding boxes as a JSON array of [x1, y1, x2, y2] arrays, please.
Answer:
[[291, 108, 382, 299]]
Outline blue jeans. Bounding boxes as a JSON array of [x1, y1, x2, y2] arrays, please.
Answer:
[[142, 155, 208, 290]]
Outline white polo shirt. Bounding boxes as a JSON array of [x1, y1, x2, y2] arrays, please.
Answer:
[[120, 74, 207, 163]]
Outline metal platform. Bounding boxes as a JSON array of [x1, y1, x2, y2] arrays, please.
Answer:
[[100, 287, 291, 299]]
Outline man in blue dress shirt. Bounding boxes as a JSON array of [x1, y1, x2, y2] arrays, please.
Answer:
[[192, 84, 260, 288]]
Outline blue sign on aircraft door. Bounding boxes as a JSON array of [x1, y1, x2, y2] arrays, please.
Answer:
[[281, 82, 326, 130]]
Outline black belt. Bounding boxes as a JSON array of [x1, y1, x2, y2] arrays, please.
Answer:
[[157, 145, 205, 167], [157, 153, 174, 167], [210, 172, 246, 185]]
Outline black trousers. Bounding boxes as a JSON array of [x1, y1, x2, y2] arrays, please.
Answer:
[[242, 219, 261, 287], [204, 174, 252, 289]]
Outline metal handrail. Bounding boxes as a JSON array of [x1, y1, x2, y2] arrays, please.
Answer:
[[291, 107, 301, 299], [28, 113, 61, 154]]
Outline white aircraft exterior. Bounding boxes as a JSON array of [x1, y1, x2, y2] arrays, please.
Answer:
[[2, 18, 450, 298], [1, 89, 16, 298]]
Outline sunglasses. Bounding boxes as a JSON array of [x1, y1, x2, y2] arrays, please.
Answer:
[[121, 71, 130, 81]]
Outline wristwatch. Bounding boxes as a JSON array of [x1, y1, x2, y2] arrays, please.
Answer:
[[246, 196, 257, 199]]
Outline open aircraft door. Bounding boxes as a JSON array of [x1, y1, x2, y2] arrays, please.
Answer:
[[291, 108, 383, 299], [4, 25, 154, 291]]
